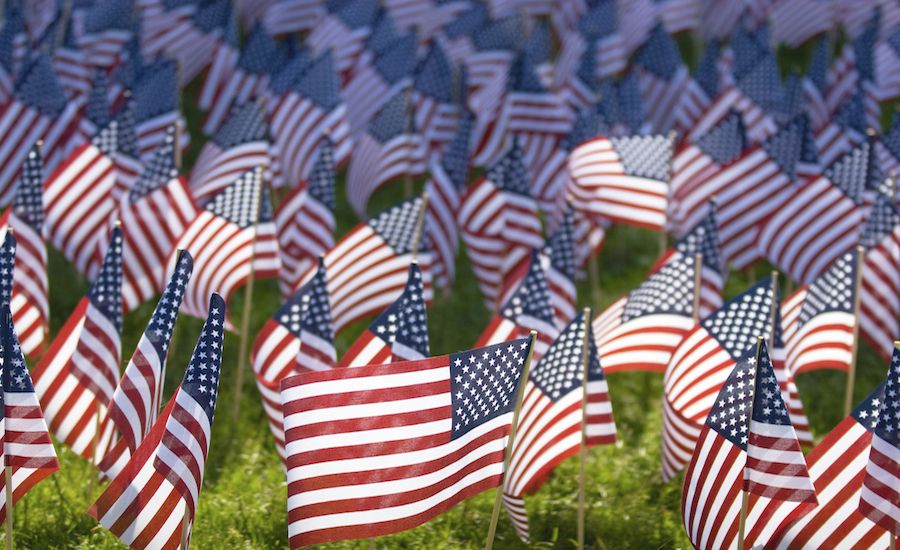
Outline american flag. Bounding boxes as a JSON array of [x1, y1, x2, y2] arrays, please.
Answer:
[[0, 10, 19, 102], [197, 9, 239, 119], [657, 0, 701, 34], [567, 133, 673, 232], [803, 37, 832, 132], [190, 100, 270, 204], [673, 39, 719, 135], [859, 349, 900, 536], [433, 2, 487, 66], [252, 258, 335, 461], [275, 138, 335, 298], [51, 19, 92, 101], [0, 143, 48, 359], [90, 293, 225, 550], [425, 109, 473, 289], [769, 0, 833, 48], [680, 339, 816, 550], [859, 194, 900, 362], [760, 374, 895, 548], [459, 141, 544, 309], [111, 96, 143, 196], [412, 42, 461, 154], [69, 225, 123, 417], [340, 262, 428, 367], [77, 69, 111, 145], [876, 28, 900, 101], [75, 0, 133, 68], [281, 335, 533, 547], [385, 0, 467, 39], [661, 277, 776, 481], [0, 52, 79, 206], [117, 127, 197, 312], [310, 195, 432, 333], [262, 0, 327, 35], [544, 210, 577, 330], [465, 15, 520, 138], [343, 31, 417, 137], [201, 24, 285, 136], [133, 57, 185, 161], [43, 121, 119, 278], [552, 29, 598, 113], [757, 143, 866, 284], [172, 167, 279, 326], [474, 249, 558, 361], [345, 89, 425, 217], [304, 0, 378, 77], [633, 24, 690, 134], [577, 1, 627, 79], [0, 305, 59, 523], [31, 229, 122, 461], [99, 250, 193, 480], [502, 311, 616, 542], [593, 252, 699, 374], [268, 51, 351, 189], [782, 249, 861, 376]]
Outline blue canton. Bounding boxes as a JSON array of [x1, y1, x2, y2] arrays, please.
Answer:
[[1, 306, 33, 393], [751, 340, 790, 425], [130, 125, 179, 202], [206, 168, 269, 228], [676, 204, 724, 274], [90, 227, 123, 331], [368, 196, 429, 255], [12, 143, 44, 232], [308, 138, 336, 211], [294, 51, 341, 110], [370, 263, 429, 357], [278, 258, 334, 342], [500, 249, 554, 326], [145, 250, 192, 360], [0, 231, 14, 307], [622, 254, 697, 322], [181, 293, 225, 422], [701, 278, 774, 361]]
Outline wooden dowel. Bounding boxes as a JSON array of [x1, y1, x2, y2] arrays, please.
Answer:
[[484, 331, 537, 550], [410, 192, 429, 262], [5, 466, 12, 550], [692, 253, 703, 323], [844, 246, 865, 417], [179, 501, 191, 549], [577, 308, 591, 550]]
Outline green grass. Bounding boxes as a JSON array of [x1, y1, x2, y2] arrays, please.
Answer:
[[13, 45, 899, 550]]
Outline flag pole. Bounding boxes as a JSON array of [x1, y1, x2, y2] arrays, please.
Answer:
[[232, 166, 265, 422], [692, 253, 703, 323], [174, 120, 182, 170], [484, 330, 537, 550], [179, 501, 191, 549], [577, 308, 591, 550], [768, 271, 779, 352], [5, 464, 12, 550], [844, 245, 865, 417], [738, 336, 765, 549], [410, 192, 429, 262]]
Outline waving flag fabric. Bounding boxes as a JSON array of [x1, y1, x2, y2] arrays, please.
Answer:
[[305, 0, 378, 77], [340, 263, 429, 367], [0, 144, 48, 358], [568, 133, 673, 231], [90, 294, 225, 550], [459, 141, 543, 308], [173, 167, 279, 326], [275, 139, 335, 297], [633, 24, 690, 134], [99, 251, 193, 480], [263, 0, 327, 35], [662, 278, 776, 481], [681, 340, 815, 550], [133, 58, 184, 161], [859, 195, 900, 361], [502, 312, 615, 542], [253, 259, 336, 461], [544, 210, 577, 330], [412, 42, 460, 153], [281, 336, 532, 548], [0, 305, 59, 523], [76, 0, 133, 68], [32, 229, 122, 461], [593, 253, 699, 374]]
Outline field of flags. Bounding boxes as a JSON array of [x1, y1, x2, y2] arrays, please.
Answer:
[[1, 0, 900, 548]]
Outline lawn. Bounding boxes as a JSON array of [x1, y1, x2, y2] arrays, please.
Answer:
[[12, 38, 896, 550]]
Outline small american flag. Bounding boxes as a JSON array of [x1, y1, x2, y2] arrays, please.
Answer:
[[262, 0, 327, 35], [673, 40, 720, 136], [502, 311, 615, 542], [474, 249, 558, 361], [268, 51, 351, 188], [633, 24, 690, 133], [858, 347, 900, 538], [111, 96, 143, 196], [340, 262, 429, 367], [281, 335, 533, 547], [70, 226, 123, 411], [859, 195, 900, 362], [593, 253, 699, 374], [145, 0, 231, 86], [460, 141, 544, 309], [680, 339, 816, 550], [0, 143, 48, 359], [782, 250, 860, 375], [99, 250, 193, 480], [346, 89, 425, 217], [762, 375, 895, 547], [567, 133, 673, 231], [0, 305, 59, 523], [51, 18, 92, 101], [197, 7, 239, 116], [173, 167, 279, 327], [190, 100, 270, 204], [252, 258, 336, 461], [661, 277, 776, 481], [412, 42, 461, 154], [90, 293, 225, 550], [769, 0, 833, 48], [304, 0, 379, 77], [75, 0, 133, 68], [133, 58, 185, 161], [275, 138, 336, 298], [544, 210, 577, 329]]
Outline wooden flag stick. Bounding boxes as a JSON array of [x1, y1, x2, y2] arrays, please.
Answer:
[[692, 253, 703, 323], [484, 331, 537, 550], [179, 501, 191, 549], [738, 336, 765, 549], [5, 465, 11, 550], [173, 120, 182, 170], [577, 308, 591, 550], [410, 192, 429, 262], [232, 167, 265, 422], [844, 245, 865, 417], [767, 271, 780, 352]]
